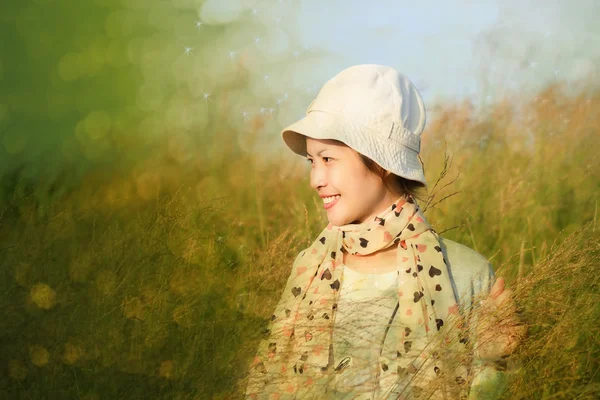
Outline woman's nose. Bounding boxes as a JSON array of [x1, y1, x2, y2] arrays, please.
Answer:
[[310, 165, 327, 191]]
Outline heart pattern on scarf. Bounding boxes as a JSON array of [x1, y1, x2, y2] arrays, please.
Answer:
[[246, 196, 472, 399]]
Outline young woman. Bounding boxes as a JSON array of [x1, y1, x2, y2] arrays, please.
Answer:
[[245, 64, 525, 399]]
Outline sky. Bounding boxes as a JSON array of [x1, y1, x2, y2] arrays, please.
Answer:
[[193, 0, 599, 155]]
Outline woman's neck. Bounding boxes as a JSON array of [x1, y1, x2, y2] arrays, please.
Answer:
[[341, 245, 399, 274]]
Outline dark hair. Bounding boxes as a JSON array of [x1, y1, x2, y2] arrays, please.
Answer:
[[357, 153, 426, 200]]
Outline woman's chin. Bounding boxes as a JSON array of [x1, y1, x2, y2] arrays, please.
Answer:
[[327, 216, 355, 227], [327, 217, 341, 226]]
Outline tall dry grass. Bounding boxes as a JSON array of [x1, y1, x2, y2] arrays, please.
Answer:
[[503, 223, 600, 399], [0, 83, 598, 399]]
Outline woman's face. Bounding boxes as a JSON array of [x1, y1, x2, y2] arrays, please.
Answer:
[[306, 137, 402, 226]]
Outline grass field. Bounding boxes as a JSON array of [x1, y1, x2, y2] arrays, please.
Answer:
[[0, 83, 598, 399]]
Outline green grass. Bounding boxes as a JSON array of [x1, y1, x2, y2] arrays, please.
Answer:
[[0, 84, 598, 399]]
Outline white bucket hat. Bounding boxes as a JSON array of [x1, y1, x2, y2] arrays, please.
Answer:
[[281, 64, 427, 185]]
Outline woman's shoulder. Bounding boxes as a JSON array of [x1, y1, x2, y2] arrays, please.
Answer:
[[440, 238, 492, 272], [438, 237, 495, 300]]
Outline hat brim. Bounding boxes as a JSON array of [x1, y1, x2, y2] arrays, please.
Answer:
[[281, 111, 348, 157], [280, 111, 427, 185]]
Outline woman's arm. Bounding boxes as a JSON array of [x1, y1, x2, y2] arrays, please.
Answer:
[[466, 269, 526, 399], [441, 238, 524, 399]]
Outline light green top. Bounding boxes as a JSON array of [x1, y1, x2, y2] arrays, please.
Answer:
[[441, 238, 507, 400], [329, 238, 506, 399]]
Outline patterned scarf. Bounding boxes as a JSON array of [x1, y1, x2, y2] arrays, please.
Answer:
[[246, 195, 472, 399]]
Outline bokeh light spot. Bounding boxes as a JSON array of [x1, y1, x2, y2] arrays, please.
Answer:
[[135, 171, 161, 200], [8, 359, 27, 381], [30, 282, 57, 310], [159, 360, 175, 379], [121, 296, 146, 320], [84, 110, 112, 140], [29, 345, 50, 367], [62, 341, 85, 365]]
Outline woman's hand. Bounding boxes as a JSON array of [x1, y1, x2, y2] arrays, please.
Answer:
[[475, 277, 527, 360]]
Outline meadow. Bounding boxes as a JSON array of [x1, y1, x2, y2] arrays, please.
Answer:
[[0, 83, 598, 399]]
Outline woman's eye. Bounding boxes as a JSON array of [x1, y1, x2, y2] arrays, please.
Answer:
[[306, 157, 332, 164]]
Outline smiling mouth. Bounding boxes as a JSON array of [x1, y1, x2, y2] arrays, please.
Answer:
[[323, 195, 340, 209], [323, 195, 340, 204]]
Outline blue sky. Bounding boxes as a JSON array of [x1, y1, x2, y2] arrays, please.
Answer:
[[195, 0, 599, 154], [199, 0, 598, 104], [293, 0, 597, 104]]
